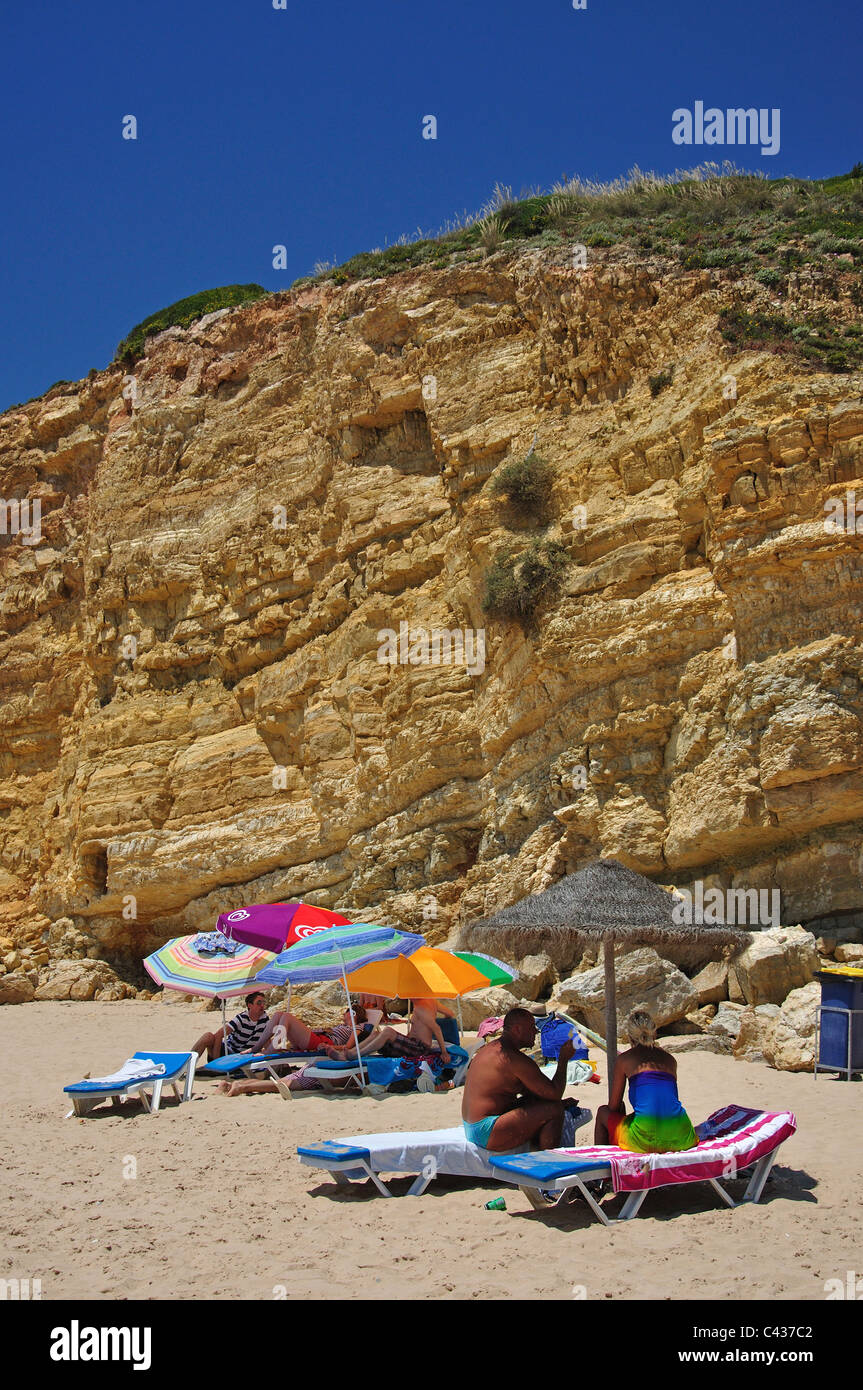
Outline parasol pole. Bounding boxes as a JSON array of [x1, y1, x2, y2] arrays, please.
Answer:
[[558, 1012, 607, 1051], [339, 952, 364, 1077], [604, 934, 617, 1103]]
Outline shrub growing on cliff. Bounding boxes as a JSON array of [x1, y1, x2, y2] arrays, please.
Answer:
[[718, 306, 863, 372], [490, 453, 554, 514], [488, 194, 552, 238], [116, 284, 269, 363], [681, 246, 751, 269], [482, 540, 569, 623], [648, 365, 675, 397]]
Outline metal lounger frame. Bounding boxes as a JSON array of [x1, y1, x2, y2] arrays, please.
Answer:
[[497, 1148, 782, 1225], [65, 1053, 197, 1118], [298, 1148, 451, 1197]]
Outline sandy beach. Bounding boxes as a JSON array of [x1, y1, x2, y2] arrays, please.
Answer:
[[1, 997, 858, 1302]]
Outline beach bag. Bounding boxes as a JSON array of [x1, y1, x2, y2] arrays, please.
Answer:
[[540, 1015, 582, 1059]]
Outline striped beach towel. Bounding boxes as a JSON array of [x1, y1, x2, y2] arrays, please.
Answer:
[[554, 1105, 797, 1194]]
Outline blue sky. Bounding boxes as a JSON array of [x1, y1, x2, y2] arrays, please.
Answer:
[[0, 0, 860, 412]]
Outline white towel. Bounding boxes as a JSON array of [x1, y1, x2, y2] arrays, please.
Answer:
[[539, 1058, 595, 1086], [81, 1058, 167, 1087]]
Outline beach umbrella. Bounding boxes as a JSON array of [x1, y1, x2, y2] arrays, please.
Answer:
[[219, 903, 352, 1017], [217, 902, 351, 954], [347, 946, 519, 1038], [144, 933, 275, 998], [449, 951, 520, 1032], [452, 950, 519, 990], [256, 923, 426, 1061], [345, 945, 492, 999], [457, 858, 747, 1101], [143, 932, 276, 1054]]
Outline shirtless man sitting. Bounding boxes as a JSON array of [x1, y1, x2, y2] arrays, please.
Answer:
[[462, 1006, 575, 1151]]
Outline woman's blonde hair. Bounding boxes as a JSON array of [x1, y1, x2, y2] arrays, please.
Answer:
[[627, 1008, 657, 1047]]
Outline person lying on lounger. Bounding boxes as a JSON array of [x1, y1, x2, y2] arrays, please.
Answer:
[[594, 1008, 697, 1153], [256, 1004, 372, 1055], [354, 993, 387, 1023], [461, 1006, 574, 1151], [325, 1000, 452, 1065], [215, 1063, 352, 1098]]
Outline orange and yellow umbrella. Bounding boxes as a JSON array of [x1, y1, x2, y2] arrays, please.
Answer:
[[345, 945, 491, 1000]]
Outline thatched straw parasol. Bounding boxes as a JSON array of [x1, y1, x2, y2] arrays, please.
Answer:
[[458, 858, 748, 1100]]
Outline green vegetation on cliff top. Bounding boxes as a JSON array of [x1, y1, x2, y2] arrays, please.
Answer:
[[6, 166, 862, 410], [114, 164, 862, 375], [116, 284, 268, 362]]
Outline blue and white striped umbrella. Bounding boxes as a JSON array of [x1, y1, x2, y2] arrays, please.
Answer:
[[255, 923, 426, 1062], [255, 923, 425, 986]]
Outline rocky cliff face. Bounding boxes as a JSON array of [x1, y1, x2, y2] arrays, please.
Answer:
[[1, 244, 862, 976]]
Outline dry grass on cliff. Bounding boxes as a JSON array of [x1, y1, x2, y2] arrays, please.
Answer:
[[295, 163, 863, 371], [316, 161, 862, 274], [546, 161, 779, 220], [16, 166, 858, 409], [408, 174, 863, 380], [9, 167, 859, 413]]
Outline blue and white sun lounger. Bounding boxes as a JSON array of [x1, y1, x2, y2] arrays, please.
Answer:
[[293, 1045, 471, 1095], [488, 1105, 797, 1225], [196, 1051, 320, 1077], [297, 1111, 592, 1197], [64, 1051, 197, 1117]]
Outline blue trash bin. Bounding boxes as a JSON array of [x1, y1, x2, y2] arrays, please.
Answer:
[[815, 969, 863, 1079]]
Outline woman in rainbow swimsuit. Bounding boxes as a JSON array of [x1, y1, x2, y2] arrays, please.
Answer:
[[595, 1008, 697, 1152]]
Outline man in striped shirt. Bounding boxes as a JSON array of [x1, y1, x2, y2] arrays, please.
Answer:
[[191, 992, 270, 1061]]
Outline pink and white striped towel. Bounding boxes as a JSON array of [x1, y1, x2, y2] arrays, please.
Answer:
[[554, 1105, 797, 1194]]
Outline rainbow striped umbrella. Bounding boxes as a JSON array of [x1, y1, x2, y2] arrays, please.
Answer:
[[143, 934, 275, 999]]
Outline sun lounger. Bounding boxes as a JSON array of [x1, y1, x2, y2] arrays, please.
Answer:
[[196, 1051, 320, 1077], [297, 1110, 593, 1196], [292, 1044, 471, 1095], [489, 1104, 797, 1225], [63, 1051, 197, 1117]]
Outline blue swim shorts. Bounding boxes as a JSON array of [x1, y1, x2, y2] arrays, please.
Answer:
[[463, 1114, 500, 1148]]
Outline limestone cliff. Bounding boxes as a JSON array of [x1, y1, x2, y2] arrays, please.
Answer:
[[1, 240, 862, 980]]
